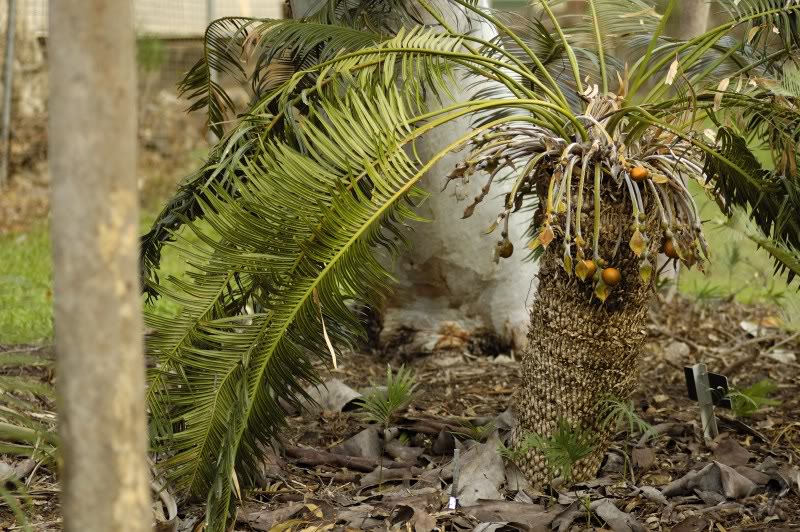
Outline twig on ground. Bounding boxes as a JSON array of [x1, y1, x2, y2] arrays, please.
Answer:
[[721, 332, 800, 375], [284, 445, 414, 473]]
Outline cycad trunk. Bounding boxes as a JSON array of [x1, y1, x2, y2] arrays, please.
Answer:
[[513, 199, 658, 486]]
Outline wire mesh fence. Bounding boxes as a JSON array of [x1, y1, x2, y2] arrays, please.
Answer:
[[17, 0, 284, 37], [5, 0, 285, 96], [0, 0, 286, 190]]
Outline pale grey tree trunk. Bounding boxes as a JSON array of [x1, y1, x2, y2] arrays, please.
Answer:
[[49, 2, 150, 531], [660, 0, 711, 300], [378, 0, 537, 353], [287, 0, 537, 353], [667, 0, 711, 39]]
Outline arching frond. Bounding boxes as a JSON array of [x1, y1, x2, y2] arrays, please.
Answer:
[[626, 0, 800, 98], [703, 126, 800, 254], [178, 17, 263, 138], [722, 209, 800, 284], [720, 0, 800, 52], [147, 49, 535, 526], [484, 10, 613, 108], [558, 0, 661, 55], [142, 26, 465, 295]]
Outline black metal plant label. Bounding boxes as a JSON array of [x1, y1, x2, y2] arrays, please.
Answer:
[[684, 367, 732, 409]]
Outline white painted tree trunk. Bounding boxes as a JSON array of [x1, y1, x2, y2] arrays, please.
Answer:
[[667, 0, 711, 39], [286, 0, 536, 353], [659, 0, 711, 300], [379, 0, 537, 353], [49, 1, 150, 530]]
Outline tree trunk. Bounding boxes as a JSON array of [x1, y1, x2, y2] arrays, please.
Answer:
[[0, 1, 47, 183], [49, 1, 150, 530], [513, 197, 659, 487], [288, 0, 537, 353], [666, 0, 711, 40], [378, 0, 537, 354]]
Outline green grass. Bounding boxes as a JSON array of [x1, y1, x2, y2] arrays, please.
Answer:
[[1, 182, 799, 345], [679, 181, 800, 330], [0, 228, 53, 344], [0, 211, 205, 345]]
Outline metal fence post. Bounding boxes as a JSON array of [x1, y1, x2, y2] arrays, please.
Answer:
[[206, 0, 217, 143], [0, 0, 17, 188]]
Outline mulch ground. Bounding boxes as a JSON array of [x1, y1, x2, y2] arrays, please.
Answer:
[[1, 295, 799, 531], [0, 92, 206, 236]]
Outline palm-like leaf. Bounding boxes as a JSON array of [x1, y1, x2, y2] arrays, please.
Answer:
[[0, 350, 58, 462], [147, 27, 496, 529], [355, 365, 418, 425]]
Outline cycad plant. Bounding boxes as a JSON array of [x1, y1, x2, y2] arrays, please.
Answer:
[[141, 0, 800, 526], [355, 365, 418, 426]]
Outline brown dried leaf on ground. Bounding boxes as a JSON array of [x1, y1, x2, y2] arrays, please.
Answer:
[[301, 379, 361, 415], [390, 503, 437, 532], [661, 461, 757, 499], [591, 498, 647, 532], [385, 440, 424, 462], [670, 515, 709, 532], [331, 427, 382, 459], [631, 447, 657, 470], [455, 434, 505, 506], [713, 437, 754, 467], [239, 502, 305, 531], [461, 500, 563, 531]]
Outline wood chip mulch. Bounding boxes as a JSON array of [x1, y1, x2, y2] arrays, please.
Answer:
[[2, 295, 799, 531]]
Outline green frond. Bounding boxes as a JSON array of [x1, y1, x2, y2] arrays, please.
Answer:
[[251, 21, 386, 94], [302, 0, 428, 29], [510, 420, 597, 482], [721, 0, 800, 52], [355, 365, 418, 426], [560, 0, 661, 57], [147, 71, 494, 516], [454, 419, 497, 442], [142, 27, 470, 290], [178, 16, 384, 133], [727, 378, 781, 417], [0, 350, 52, 367], [599, 397, 652, 437], [204, 377, 247, 532], [178, 17, 262, 138], [778, 63, 800, 97], [703, 126, 800, 260], [0, 352, 58, 464], [628, 0, 800, 99], [485, 10, 611, 108], [721, 209, 800, 285]]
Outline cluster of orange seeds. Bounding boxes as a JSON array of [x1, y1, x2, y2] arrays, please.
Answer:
[[447, 120, 710, 303]]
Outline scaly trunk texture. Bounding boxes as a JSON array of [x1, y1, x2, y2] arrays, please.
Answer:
[[513, 197, 659, 487]]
